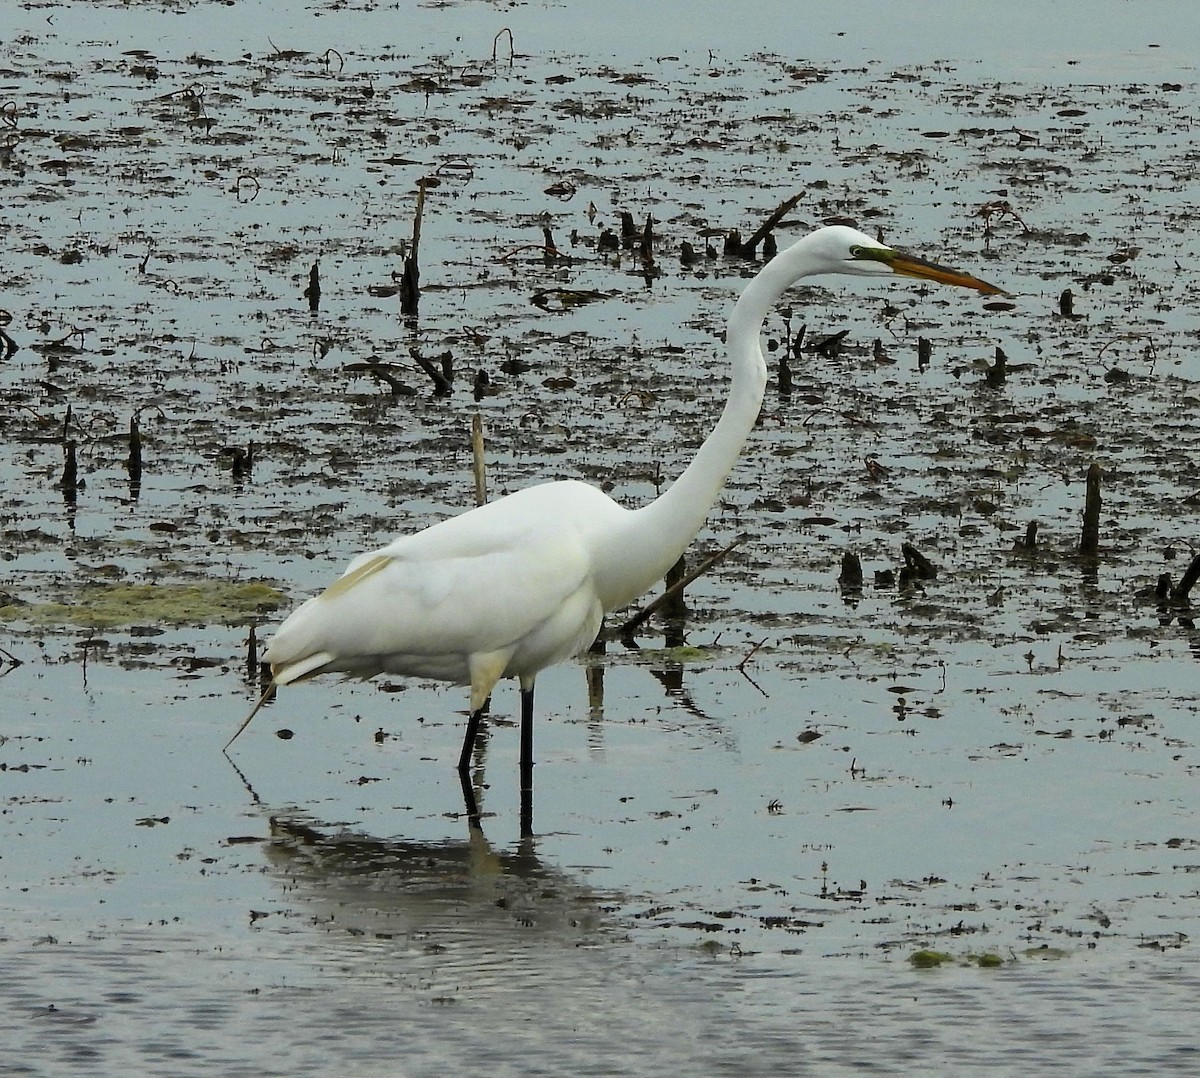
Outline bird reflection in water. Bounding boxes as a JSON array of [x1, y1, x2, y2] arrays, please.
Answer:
[[252, 785, 606, 964]]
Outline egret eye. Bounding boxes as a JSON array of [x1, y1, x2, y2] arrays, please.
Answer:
[[849, 245, 864, 258]]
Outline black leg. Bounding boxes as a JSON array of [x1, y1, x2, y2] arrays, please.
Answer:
[[458, 706, 483, 773], [458, 766, 482, 828], [519, 683, 535, 788], [519, 683, 534, 836]]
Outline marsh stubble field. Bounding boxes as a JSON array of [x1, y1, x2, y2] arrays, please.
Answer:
[[1, 3, 1199, 1074]]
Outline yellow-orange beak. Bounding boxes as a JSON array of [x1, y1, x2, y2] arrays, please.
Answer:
[[854, 245, 1008, 296]]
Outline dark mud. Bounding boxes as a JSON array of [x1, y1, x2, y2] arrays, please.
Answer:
[[2, 3, 1199, 1074]]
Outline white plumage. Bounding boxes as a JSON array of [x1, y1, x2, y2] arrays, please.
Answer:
[[266, 482, 617, 702]]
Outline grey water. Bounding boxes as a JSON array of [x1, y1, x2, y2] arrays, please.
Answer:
[[2, 0, 1199, 1073]]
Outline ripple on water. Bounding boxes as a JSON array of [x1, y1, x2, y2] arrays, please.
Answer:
[[3, 918, 1200, 1075]]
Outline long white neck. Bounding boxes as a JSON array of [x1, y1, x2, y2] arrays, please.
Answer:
[[597, 255, 798, 608]]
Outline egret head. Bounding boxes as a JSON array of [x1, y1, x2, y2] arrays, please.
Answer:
[[790, 224, 1006, 295]]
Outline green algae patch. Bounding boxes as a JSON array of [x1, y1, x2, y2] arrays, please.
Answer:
[[909, 951, 1008, 970], [1022, 945, 1071, 961], [909, 950, 955, 968], [0, 582, 285, 628]]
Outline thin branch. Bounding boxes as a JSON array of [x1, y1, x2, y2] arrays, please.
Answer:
[[738, 637, 768, 672], [739, 192, 804, 255], [616, 533, 747, 639]]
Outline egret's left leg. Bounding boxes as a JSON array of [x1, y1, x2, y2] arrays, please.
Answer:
[[519, 678, 535, 836], [519, 680, 535, 791]]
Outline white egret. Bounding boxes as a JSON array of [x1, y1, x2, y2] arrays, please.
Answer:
[[228, 225, 1003, 805]]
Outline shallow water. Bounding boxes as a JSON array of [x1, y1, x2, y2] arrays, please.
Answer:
[[5, 655, 1200, 1076], [3, 1, 1200, 1073]]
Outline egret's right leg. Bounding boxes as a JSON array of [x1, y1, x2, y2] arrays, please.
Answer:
[[460, 652, 508, 773], [458, 764, 482, 824], [458, 707, 483, 773]]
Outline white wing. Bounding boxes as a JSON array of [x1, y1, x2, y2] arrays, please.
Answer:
[[263, 494, 606, 693]]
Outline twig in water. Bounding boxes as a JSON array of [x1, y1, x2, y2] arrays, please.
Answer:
[[411, 350, 452, 394], [492, 28, 515, 64], [617, 533, 747, 639], [345, 358, 416, 396], [726, 193, 804, 259], [738, 637, 768, 672]]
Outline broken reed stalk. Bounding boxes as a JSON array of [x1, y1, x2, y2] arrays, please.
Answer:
[[985, 346, 1007, 387], [412, 351, 452, 394], [639, 214, 656, 274], [1079, 463, 1101, 555], [229, 441, 255, 481], [899, 542, 937, 587], [738, 637, 768, 672], [659, 556, 688, 621], [304, 261, 321, 312], [471, 413, 487, 507], [619, 211, 638, 247], [778, 348, 793, 395], [60, 439, 78, 491], [806, 329, 847, 359], [734, 191, 803, 258], [616, 533, 747, 639], [1170, 553, 1200, 602], [400, 182, 426, 316], [364, 364, 414, 396], [127, 414, 142, 484], [838, 551, 863, 593], [347, 356, 415, 396]]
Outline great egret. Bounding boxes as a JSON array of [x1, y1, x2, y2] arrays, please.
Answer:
[[228, 225, 1003, 804]]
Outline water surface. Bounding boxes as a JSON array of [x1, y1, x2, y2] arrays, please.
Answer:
[[2, 1, 1199, 1073]]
